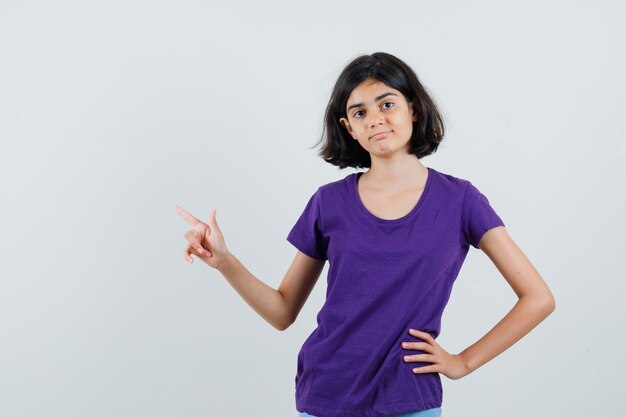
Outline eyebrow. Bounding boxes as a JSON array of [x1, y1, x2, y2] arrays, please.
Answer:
[[347, 92, 398, 112]]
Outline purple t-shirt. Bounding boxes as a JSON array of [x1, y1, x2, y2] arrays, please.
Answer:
[[286, 166, 505, 417]]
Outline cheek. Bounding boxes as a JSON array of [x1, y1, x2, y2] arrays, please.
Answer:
[[396, 115, 414, 129], [355, 122, 369, 134]]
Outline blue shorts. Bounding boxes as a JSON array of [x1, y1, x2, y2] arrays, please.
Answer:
[[298, 407, 442, 417]]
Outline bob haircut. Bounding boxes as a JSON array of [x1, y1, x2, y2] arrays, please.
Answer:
[[313, 52, 445, 169]]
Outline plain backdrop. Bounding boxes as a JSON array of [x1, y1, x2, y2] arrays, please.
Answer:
[[1, 1, 624, 416]]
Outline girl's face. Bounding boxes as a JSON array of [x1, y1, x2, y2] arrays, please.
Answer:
[[339, 78, 417, 157]]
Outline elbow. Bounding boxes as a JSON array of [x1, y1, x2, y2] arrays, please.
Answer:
[[276, 293, 296, 331], [275, 321, 292, 332], [546, 295, 556, 314], [274, 316, 295, 332], [544, 286, 556, 313], [540, 293, 556, 316], [522, 292, 556, 316]]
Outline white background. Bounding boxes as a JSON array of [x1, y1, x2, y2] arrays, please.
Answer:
[[1, 1, 624, 416]]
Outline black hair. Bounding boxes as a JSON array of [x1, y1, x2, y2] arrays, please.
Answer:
[[312, 52, 445, 169]]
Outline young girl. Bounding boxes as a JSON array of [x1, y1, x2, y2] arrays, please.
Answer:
[[174, 52, 556, 417]]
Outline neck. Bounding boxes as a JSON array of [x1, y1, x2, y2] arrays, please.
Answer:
[[361, 154, 427, 192]]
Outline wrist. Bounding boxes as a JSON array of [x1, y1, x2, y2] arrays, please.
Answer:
[[216, 252, 235, 273], [458, 351, 473, 375]]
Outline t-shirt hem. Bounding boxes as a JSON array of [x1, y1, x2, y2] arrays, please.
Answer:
[[286, 232, 326, 260], [472, 220, 505, 249], [296, 399, 442, 417]]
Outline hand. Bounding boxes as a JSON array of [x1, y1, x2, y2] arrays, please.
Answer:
[[173, 204, 231, 270], [401, 328, 470, 380]]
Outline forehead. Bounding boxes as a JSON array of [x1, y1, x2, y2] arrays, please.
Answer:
[[346, 79, 402, 105]]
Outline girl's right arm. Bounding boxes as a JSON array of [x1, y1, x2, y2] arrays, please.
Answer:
[[174, 204, 324, 331], [216, 250, 325, 331]]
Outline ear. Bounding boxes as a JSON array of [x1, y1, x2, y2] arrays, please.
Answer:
[[410, 100, 418, 122], [339, 117, 357, 139]]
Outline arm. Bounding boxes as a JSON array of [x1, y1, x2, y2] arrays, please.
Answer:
[[217, 250, 325, 331], [458, 226, 556, 375]]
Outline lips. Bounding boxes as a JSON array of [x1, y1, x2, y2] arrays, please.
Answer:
[[370, 130, 390, 140]]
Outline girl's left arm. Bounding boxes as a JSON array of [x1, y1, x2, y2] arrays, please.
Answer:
[[458, 225, 556, 375]]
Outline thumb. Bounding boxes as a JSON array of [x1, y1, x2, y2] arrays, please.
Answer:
[[207, 208, 223, 235]]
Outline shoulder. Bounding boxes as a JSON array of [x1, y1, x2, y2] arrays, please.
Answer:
[[428, 168, 502, 212], [315, 172, 355, 200], [427, 167, 471, 199], [292, 173, 354, 215]]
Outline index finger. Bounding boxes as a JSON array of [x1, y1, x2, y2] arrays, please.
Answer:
[[409, 329, 434, 341], [173, 204, 204, 228]]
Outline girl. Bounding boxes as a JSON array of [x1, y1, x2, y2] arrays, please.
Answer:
[[174, 52, 556, 417]]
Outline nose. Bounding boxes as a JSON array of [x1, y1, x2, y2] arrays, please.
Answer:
[[367, 107, 385, 127]]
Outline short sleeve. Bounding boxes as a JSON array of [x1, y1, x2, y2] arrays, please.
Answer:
[[286, 188, 328, 260], [461, 181, 505, 249]]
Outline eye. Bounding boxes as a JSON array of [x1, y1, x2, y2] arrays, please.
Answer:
[[352, 102, 394, 118]]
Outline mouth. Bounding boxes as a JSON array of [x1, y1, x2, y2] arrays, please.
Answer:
[[370, 130, 391, 140]]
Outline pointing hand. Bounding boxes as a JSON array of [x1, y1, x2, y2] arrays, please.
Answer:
[[174, 204, 231, 270]]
